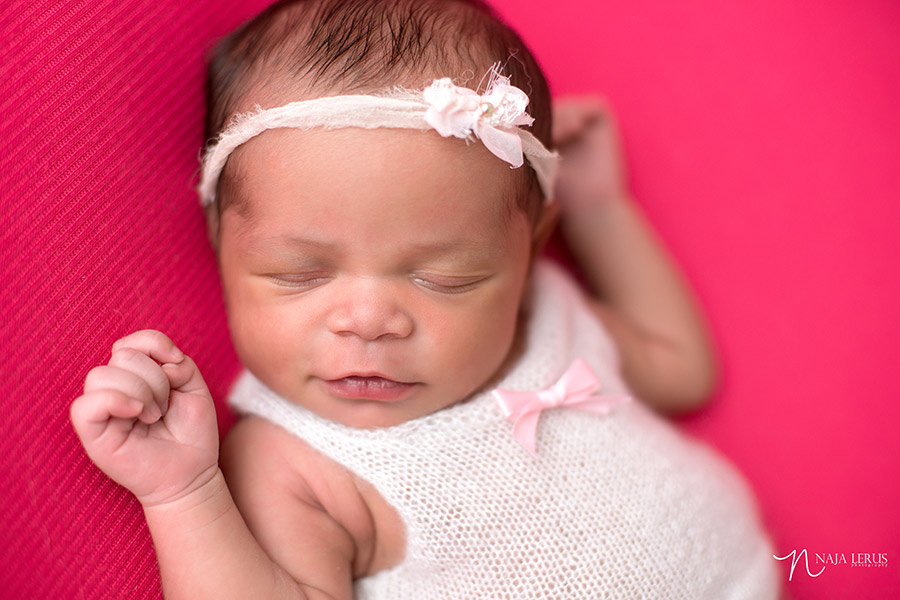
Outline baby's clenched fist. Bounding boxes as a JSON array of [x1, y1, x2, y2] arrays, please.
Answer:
[[71, 329, 220, 508]]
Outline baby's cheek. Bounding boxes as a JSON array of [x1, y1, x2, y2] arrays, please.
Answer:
[[227, 304, 271, 373], [448, 298, 520, 389], [227, 295, 295, 377]]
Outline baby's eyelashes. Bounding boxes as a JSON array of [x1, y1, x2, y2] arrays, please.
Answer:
[[262, 271, 489, 296], [409, 274, 489, 295], [265, 272, 334, 292]]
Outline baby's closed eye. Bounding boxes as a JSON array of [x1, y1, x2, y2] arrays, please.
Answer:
[[265, 271, 334, 291], [409, 273, 490, 295], [265, 271, 490, 296]]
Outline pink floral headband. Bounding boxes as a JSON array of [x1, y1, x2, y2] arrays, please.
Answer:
[[198, 67, 559, 206]]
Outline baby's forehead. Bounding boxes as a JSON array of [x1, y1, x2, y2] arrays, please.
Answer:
[[231, 125, 520, 197], [218, 127, 530, 248]]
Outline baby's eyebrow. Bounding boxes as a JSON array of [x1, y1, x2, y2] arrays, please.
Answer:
[[240, 233, 501, 264], [401, 238, 507, 265], [240, 234, 338, 255], [246, 233, 493, 252], [404, 239, 492, 253]]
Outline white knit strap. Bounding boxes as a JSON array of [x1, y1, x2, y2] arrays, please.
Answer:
[[198, 87, 558, 207]]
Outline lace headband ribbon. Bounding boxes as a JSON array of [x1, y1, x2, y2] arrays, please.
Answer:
[[198, 72, 559, 206]]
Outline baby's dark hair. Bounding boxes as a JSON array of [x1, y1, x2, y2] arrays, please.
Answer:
[[205, 0, 552, 230]]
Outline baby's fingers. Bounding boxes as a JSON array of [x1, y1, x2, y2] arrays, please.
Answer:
[[161, 354, 211, 399], [84, 364, 162, 424], [552, 96, 609, 147], [108, 347, 172, 416], [70, 388, 145, 445], [112, 329, 183, 365], [108, 329, 185, 415]]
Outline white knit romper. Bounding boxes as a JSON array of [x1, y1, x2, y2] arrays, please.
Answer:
[[229, 260, 780, 599]]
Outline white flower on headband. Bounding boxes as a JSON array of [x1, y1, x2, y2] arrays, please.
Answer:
[[423, 72, 535, 168]]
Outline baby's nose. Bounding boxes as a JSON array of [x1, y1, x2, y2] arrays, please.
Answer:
[[325, 278, 414, 341]]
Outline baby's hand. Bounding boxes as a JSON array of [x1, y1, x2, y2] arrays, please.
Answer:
[[552, 96, 630, 211], [71, 330, 219, 508]]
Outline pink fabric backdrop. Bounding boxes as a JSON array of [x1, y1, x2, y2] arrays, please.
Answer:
[[1, 0, 897, 598]]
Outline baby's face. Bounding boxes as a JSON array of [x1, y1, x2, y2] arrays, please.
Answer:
[[218, 127, 536, 428]]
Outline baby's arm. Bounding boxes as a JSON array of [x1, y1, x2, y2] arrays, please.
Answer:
[[70, 330, 358, 599], [552, 97, 718, 414], [220, 417, 396, 596]]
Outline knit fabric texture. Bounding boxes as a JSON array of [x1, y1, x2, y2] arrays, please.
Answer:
[[230, 260, 779, 599]]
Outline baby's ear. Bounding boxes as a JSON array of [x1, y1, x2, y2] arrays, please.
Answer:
[[530, 199, 559, 259], [204, 204, 221, 252]]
